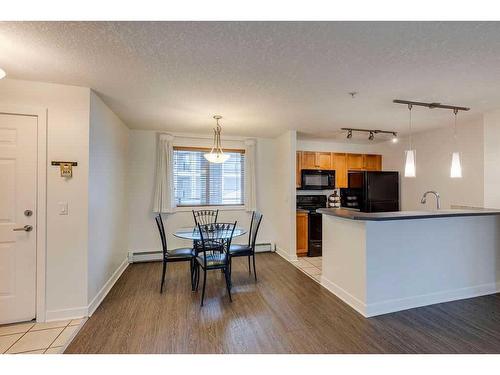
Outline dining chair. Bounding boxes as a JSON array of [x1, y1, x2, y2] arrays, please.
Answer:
[[155, 214, 195, 294], [192, 209, 219, 226], [195, 222, 236, 307], [228, 211, 263, 282]]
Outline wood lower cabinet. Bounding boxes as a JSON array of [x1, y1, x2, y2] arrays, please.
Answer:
[[296, 211, 308, 257]]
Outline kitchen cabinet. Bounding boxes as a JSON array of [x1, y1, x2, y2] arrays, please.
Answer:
[[296, 151, 382, 189], [363, 154, 382, 171], [296, 211, 308, 256], [300, 151, 332, 170], [296, 152, 302, 188], [347, 153, 364, 170], [331, 153, 348, 188]]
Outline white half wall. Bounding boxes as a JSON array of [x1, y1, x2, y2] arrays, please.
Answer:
[[380, 118, 484, 210], [88, 91, 129, 306]]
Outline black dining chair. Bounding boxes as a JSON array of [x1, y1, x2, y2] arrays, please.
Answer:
[[228, 211, 263, 282], [155, 214, 195, 294], [192, 209, 219, 226], [195, 222, 236, 307]]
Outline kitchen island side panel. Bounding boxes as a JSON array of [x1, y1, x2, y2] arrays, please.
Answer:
[[321, 215, 368, 315], [365, 215, 500, 316]]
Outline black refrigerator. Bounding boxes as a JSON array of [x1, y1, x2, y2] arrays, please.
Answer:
[[341, 171, 400, 212]]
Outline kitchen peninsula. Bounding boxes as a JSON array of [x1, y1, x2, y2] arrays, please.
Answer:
[[317, 208, 500, 317]]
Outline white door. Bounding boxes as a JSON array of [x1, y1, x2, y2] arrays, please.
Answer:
[[0, 113, 37, 324]]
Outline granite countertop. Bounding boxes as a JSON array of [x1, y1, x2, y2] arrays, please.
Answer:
[[316, 208, 500, 221], [296, 208, 309, 214]]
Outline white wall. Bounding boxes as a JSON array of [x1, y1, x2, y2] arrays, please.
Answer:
[[484, 110, 500, 209], [88, 91, 129, 306], [380, 118, 484, 210], [297, 139, 385, 155], [0, 79, 90, 318], [127, 130, 280, 254]]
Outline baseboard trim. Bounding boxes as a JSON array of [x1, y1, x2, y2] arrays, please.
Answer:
[[364, 281, 500, 317], [45, 307, 89, 322], [87, 257, 129, 316], [275, 247, 297, 262], [320, 275, 500, 318], [320, 276, 367, 317]]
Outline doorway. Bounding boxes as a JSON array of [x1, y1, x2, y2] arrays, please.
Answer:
[[0, 108, 46, 324]]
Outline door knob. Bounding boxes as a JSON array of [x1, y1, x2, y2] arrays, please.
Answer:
[[13, 225, 33, 232]]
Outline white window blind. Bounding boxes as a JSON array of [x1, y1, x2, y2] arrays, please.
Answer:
[[173, 147, 245, 206]]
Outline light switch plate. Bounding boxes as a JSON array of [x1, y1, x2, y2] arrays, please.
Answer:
[[59, 202, 68, 215]]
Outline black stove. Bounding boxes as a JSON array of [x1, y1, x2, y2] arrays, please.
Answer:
[[296, 195, 327, 257]]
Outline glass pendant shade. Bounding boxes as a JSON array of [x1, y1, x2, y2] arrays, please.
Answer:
[[450, 152, 462, 178], [204, 151, 230, 163], [404, 150, 416, 178], [204, 115, 230, 164]]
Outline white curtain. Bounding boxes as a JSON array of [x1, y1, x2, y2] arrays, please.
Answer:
[[152, 133, 175, 213], [244, 139, 257, 211]]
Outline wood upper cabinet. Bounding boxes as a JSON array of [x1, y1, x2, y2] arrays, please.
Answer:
[[331, 153, 347, 188], [296, 152, 302, 188], [347, 153, 364, 170], [300, 151, 332, 170], [296, 211, 308, 256], [363, 154, 382, 171], [301, 151, 317, 169]]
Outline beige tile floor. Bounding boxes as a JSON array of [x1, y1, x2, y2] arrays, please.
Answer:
[[0, 318, 86, 354], [293, 256, 322, 283]]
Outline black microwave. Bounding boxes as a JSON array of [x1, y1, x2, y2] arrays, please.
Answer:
[[301, 169, 335, 190]]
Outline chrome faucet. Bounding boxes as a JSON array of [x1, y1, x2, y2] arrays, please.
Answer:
[[421, 191, 441, 210]]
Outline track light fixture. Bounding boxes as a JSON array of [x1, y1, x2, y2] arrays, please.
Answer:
[[342, 128, 397, 142], [392, 132, 398, 143]]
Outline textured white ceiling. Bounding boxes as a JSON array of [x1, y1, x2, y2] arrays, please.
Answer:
[[0, 21, 499, 138]]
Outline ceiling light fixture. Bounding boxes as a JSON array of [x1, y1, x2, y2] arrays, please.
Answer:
[[0, 68, 6, 80], [204, 115, 230, 164], [404, 104, 416, 178], [450, 109, 462, 178], [392, 132, 398, 143], [342, 128, 397, 142]]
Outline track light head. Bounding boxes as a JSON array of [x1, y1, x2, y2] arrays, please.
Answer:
[[368, 131, 374, 141], [347, 129, 352, 139], [391, 132, 398, 143]]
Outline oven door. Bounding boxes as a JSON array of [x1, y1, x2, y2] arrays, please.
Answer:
[[301, 170, 335, 190]]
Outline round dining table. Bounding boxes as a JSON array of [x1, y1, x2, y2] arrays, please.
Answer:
[[173, 226, 247, 241]]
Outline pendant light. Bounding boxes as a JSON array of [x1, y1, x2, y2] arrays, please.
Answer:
[[450, 108, 462, 178], [0, 68, 6, 79], [204, 115, 230, 163], [404, 104, 416, 178]]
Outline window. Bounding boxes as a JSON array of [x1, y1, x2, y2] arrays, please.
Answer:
[[173, 147, 245, 206]]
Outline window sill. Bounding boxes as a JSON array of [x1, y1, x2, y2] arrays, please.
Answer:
[[175, 205, 246, 213]]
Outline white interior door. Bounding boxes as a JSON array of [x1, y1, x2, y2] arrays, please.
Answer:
[[0, 113, 37, 324]]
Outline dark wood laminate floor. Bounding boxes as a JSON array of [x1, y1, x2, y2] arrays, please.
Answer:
[[66, 253, 500, 353]]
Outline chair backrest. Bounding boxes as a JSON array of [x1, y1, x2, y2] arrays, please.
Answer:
[[192, 209, 219, 226], [155, 214, 168, 256], [198, 222, 236, 267], [248, 211, 263, 249]]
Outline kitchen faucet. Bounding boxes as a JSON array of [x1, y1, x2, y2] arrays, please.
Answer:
[[421, 191, 441, 210]]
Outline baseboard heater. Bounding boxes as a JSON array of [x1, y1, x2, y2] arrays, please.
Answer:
[[128, 243, 274, 263]]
